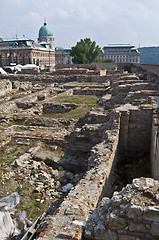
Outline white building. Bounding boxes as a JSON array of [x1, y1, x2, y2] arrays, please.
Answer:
[[100, 44, 140, 63]]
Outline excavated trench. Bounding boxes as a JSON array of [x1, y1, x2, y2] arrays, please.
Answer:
[[112, 108, 153, 193]]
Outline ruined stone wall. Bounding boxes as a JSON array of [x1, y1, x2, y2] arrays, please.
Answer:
[[43, 103, 77, 114], [84, 177, 159, 240], [40, 127, 120, 239], [119, 108, 153, 160], [73, 88, 108, 96], [0, 79, 12, 97], [151, 111, 159, 180], [136, 63, 159, 76], [0, 73, 113, 85], [128, 108, 153, 158]]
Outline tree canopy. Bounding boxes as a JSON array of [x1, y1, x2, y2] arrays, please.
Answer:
[[70, 38, 101, 64]]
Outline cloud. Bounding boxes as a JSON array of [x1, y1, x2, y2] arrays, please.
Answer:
[[56, 8, 69, 19], [0, 0, 159, 47]]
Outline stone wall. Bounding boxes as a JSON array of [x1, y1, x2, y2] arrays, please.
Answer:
[[127, 108, 153, 158], [118, 108, 153, 160], [43, 103, 77, 114], [84, 177, 159, 240], [151, 109, 159, 180], [0, 79, 12, 97], [73, 88, 108, 96], [0, 73, 111, 84], [39, 127, 120, 240]]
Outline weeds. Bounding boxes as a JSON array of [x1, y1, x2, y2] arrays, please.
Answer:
[[43, 95, 98, 119]]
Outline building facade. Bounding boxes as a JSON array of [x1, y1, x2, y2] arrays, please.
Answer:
[[55, 47, 72, 65], [0, 21, 55, 68], [100, 44, 140, 63]]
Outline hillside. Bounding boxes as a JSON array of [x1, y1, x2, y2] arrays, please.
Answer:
[[138, 46, 159, 65]]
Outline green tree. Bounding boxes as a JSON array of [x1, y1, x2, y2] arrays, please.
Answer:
[[70, 38, 101, 64], [97, 59, 114, 63]]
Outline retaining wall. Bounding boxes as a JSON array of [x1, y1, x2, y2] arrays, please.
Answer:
[[119, 108, 153, 160], [40, 127, 120, 239]]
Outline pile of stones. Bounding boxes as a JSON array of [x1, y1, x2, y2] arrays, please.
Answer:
[[84, 177, 159, 240]]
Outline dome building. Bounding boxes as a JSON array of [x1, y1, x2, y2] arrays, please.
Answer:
[[38, 21, 54, 50], [0, 21, 55, 69]]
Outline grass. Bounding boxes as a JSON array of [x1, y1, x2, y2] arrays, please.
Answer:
[[43, 105, 95, 119], [15, 181, 46, 220], [22, 193, 46, 220], [64, 82, 99, 86], [52, 95, 98, 105], [9, 119, 24, 126], [43, 95, 98, 119], [0, 157, 15, 166]]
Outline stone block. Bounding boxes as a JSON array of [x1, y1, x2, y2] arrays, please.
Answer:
[[151, 222, 159, 236], [127, 205, 143, 220], [94, 227, 118, 240], [129, 222, 147, 232], [119, 235, 136, 240], [143, 206, 159, 222], [106, 213, 127, 230]]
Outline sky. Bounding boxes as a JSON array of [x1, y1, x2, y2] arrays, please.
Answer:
[[0, 0, 159, 49]]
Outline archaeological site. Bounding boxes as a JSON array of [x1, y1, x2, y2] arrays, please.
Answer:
[[1, 63, 159, 240]]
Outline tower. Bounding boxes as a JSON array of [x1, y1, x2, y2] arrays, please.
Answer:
[[38, 21, 54, 49]]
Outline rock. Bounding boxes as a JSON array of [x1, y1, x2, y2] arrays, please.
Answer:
[[61, 183, 74, 193], [84, 229, 93, 239], [12, 153, 31, 168], [118, 235, 136, 240], [50, 170, 59, 179], [38, 172, 50, 183], [143, 206, 159, 221], [129, 222, 147, 232], [37, 95, 45, 101], [106, 212, 127, 230], [84, 178, 159, 239], [65, 172, 74, 180], [151, 222, 159, 235], [127, 205, 143, 220]]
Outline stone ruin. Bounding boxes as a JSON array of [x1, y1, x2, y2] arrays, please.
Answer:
[[0, 68, 159, 239]]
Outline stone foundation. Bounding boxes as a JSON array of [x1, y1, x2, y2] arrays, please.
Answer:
[[84, 177, 159, 240]]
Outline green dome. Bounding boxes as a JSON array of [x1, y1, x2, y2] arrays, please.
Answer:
[[39, 22, 53, 37]]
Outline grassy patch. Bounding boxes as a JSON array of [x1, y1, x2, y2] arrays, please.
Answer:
[[43, 105, 94, 119], [0, 158, 5, 163], [65, 82, 98, 86], [43, 95, 98, 119], [9, 119, 24, 125], [0, 158, 15, 166], [53, 95, 98, 105]]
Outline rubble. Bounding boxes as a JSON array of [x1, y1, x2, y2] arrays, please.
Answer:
[[84, 177, 159, 240], [0, 69, 159, 239]]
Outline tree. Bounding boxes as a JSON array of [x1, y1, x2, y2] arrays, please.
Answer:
[[97, 59, 114, 63], [70, 38, 101, 64]]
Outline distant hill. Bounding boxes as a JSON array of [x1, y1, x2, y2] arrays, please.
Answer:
[[138, 47, 159, 65]]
